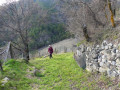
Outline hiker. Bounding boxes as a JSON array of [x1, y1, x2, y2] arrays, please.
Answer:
[[48, 45, 53, 59]]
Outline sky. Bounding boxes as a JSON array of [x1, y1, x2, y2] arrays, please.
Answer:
[[0, 0, 19, 6]]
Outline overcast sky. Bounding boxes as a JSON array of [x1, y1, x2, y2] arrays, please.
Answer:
[[0, 0, 19, 5]]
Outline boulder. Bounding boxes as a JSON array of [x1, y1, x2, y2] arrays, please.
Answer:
[[106, 62, 111, 68], [98, 57, 102, 62], [76, 50, 81, 56], [93, 65, 99, 71], [99, 67, 107, 73], [92, 53, 98, 59], [112, 48, 117, 53], [107, 69, 112, 77], [101, 55, 107, 60], [74, 53, 86, 69], [96, 45, 100, 48], [86, 67, 93, 72], [110, 54, 116, 61], [101, 46, 105, 50], [116, 58, 120, 65], [111, 71, 119, 77], [108, 43, 113, 49], [116, 50, 119, 53], [80, 45, 86, 52], [99, 62, 104, 67], [116, 53, 120, 58], [113, 44, 117, 48], [111, 61, 116, 66], [94, 59, 98, 62], [102, 59, 107, 63], [105, 46, 109, 50], [93, 62, 99, 67], [102, 55, 105, 59], [106, 50, 111, 55], [102, 40, 108, 46], [87, 47, 92, 52]]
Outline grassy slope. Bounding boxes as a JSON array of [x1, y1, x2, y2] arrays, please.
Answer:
[[0, 53, 120, 90], [31, 53, 99, 90]]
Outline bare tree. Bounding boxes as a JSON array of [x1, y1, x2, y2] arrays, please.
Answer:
[[107, 0, 116, 27], [0, 0, 48, 63], [58, 0, 117, 41]]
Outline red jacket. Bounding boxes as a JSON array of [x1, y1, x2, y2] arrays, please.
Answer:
[[48, 47, 53, 54]]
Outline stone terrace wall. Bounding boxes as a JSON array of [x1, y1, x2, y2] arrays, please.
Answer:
[[74, 41, 120, 77]]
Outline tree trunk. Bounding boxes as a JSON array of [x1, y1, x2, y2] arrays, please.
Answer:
[[108, 0, 115, 27], [0, 60, 3, 71], [83, 26, 90, 42], [10, 43, 14, 59], [24, 44, 30, 64]]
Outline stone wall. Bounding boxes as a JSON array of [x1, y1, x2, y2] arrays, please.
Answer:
[[74, 41, 120, 77]]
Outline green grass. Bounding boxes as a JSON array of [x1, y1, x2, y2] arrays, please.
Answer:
[[0, 59, 31, 90], [0, 53, 116, 90], [31, 53, 98, 90]]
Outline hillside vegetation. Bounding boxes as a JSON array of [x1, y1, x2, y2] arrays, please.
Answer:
[[0, 0, 71, 50], [29, 23, 71, 50], [0, 53, 120, 90], [0, 0, 120, 89]]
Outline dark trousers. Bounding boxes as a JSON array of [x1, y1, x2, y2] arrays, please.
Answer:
[[49, 53, 52, 58]]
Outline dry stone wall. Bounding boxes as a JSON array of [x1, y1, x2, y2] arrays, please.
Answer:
[[75, 40, 120, 77]]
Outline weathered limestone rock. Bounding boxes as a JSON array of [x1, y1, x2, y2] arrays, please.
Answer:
[[105, 46, 109, 50], [111, 61, 116, 66], [106, 50, 111, 55], [74, 53, 86, 69], [76, 50, 81, 56], [107, 69, 112, 77], [75, 40, 120, 77], [116, 58, 120, 64], [99, 67, 107, 73], [86, 67, 93, 72], [87, 47, 92, 52], [108, 43, 113, 49], [92, 53, 98, 59], [94, 59, 98, 62], [116, 53, 120, 58], [80, 45, 85, 52], [102, 59, 107, 63], [102, 40, 108, 46], [111, 71, 119, 77], [106, 62, 111, 68], [99, 62, 104, 67], [101, 46, 105, 50]]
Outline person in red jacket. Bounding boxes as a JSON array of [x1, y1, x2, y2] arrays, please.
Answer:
[[48, 45, 53, 59]]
